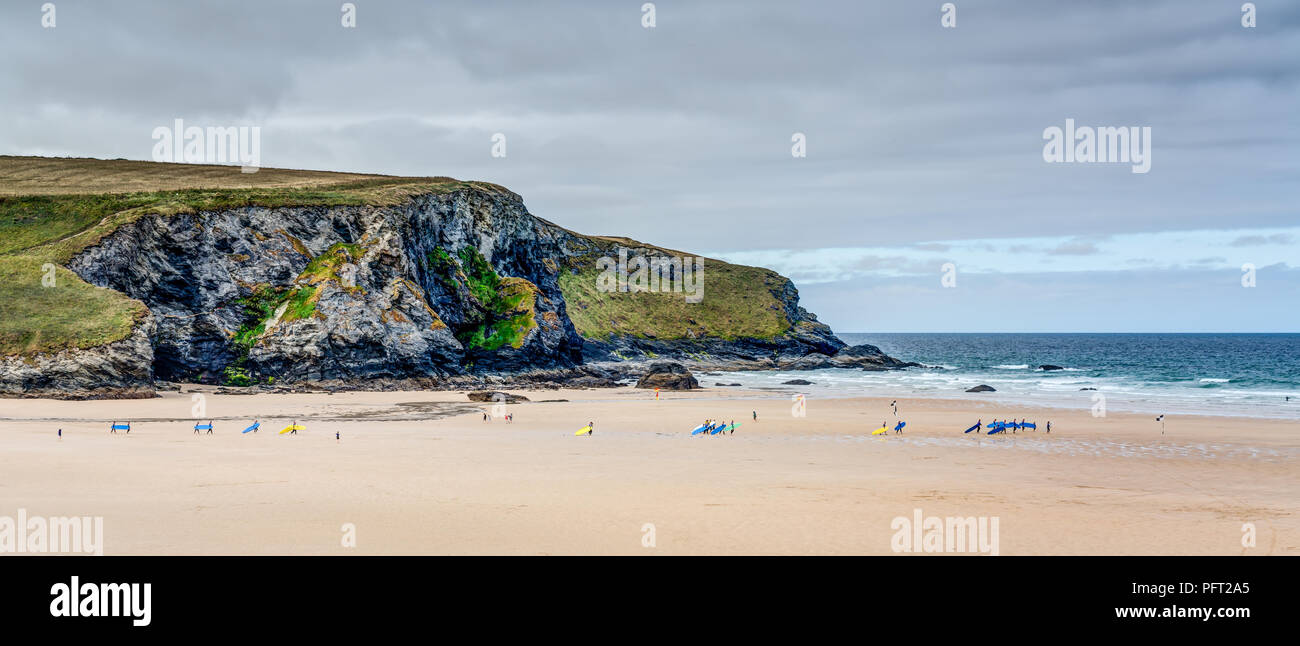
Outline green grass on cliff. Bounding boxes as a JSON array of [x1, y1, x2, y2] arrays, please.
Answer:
[[0, 156, 507, 357], [557, 245, 792, 342], [448, 247, 538, 352]]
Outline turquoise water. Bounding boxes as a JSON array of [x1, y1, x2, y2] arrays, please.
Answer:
[[718, 334, 1300, 420]]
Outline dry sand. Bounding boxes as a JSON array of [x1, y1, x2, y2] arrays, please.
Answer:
[[1, 386, 1296, 555]]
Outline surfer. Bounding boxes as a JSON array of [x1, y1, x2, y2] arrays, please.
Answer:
[[57, 428, 61, 438], [1046, 421, 1052, 433], [206, 422, 213, 435], [336, 431, 340, 442], [587, 421, 594, 436], [730, 419, 735, 435], [891, 400, 898, 416], [752, 411, 757, 422]]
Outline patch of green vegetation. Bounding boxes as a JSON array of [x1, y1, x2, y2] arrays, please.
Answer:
[[457, 246, 501, 306], [441, 248, 538, 353], [231, 285, 288, 348], [279, 286, 320, 324], [0, 255, 147, 356], [300, 242, 364, 290], [425, 247, 462, 291], [557, 245, 793, 342], [222, 365, 251, 387]]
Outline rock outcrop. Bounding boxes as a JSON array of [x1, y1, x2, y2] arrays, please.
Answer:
[[967, 384, 996, 392], [0, 313, 156, 399], [635, 362, 699, 390]]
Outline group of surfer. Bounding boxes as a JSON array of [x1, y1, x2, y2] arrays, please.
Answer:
[[693, 419, 737, 436], [965, 418, 1051, 435]]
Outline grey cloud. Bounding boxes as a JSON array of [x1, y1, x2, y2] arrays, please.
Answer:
[[1230, 233, 1295, 247]]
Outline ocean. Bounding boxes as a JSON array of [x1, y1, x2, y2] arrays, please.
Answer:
[[713, 333, 1300, 420]]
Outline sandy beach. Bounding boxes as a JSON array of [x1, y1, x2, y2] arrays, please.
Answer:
[[1, 386, 1296, 555]]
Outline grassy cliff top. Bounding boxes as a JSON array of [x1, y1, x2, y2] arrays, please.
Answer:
[[0, 155, 395, 196]]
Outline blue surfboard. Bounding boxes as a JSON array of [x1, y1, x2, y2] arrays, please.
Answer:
[[963, 422, 981, 434], [690, 424, 711, 436], [894, 421, 906, 432], [241, 422, 260, 434]]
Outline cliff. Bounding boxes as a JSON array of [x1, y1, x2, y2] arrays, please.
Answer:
[[0, 157, 911, 398]]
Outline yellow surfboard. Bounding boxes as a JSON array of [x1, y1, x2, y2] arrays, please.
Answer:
[[280, 424, 305, 435], [574, 426, 592, 436], [871, 426, 889, 436]]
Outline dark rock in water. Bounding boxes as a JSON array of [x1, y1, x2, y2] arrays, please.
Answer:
[[824, 344, 920, 370], [966, 384, 996, 392], [782, 379, 813, 385], [636, 362, 699, 390], [1079, 387, 1097, 391], [467, 390, 529, 403], [714, 382, 742, 387], [1039, 364, 1064, 371]]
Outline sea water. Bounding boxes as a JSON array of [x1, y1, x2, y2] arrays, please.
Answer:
[[712, 333, 1300, 420]]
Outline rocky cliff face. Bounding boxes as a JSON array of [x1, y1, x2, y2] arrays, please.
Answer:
[[7, 185, 908, 397]]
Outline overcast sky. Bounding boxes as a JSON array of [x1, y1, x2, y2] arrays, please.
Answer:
[[2, 0, 1297, 332]]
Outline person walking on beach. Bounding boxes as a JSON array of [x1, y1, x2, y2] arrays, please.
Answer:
[[752, 410, 757, 422], [891, 400, 898, 416], [587, 421, 594, 436], [206, 421, 213, 436], [336, 431, 340, 442], [1046, 421, 1052, 433], [730, 419, 735, 435], [57, 428, 62, 439]]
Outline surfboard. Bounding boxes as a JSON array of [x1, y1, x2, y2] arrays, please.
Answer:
[[241, 422, 260, 434], [1022, 422, 1036, 430], [871, 426, 888, 436], [988, 427, 1004, 435], [690, 424, 709, 435], [279, 424, 304, 435], [963, 423, 980, 434], [894, 421, 906, 432], [710, 423, 734, 435], [575, 426, 592, 436]]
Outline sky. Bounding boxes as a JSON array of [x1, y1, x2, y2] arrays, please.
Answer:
[[1, 0, 1297, 332]]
